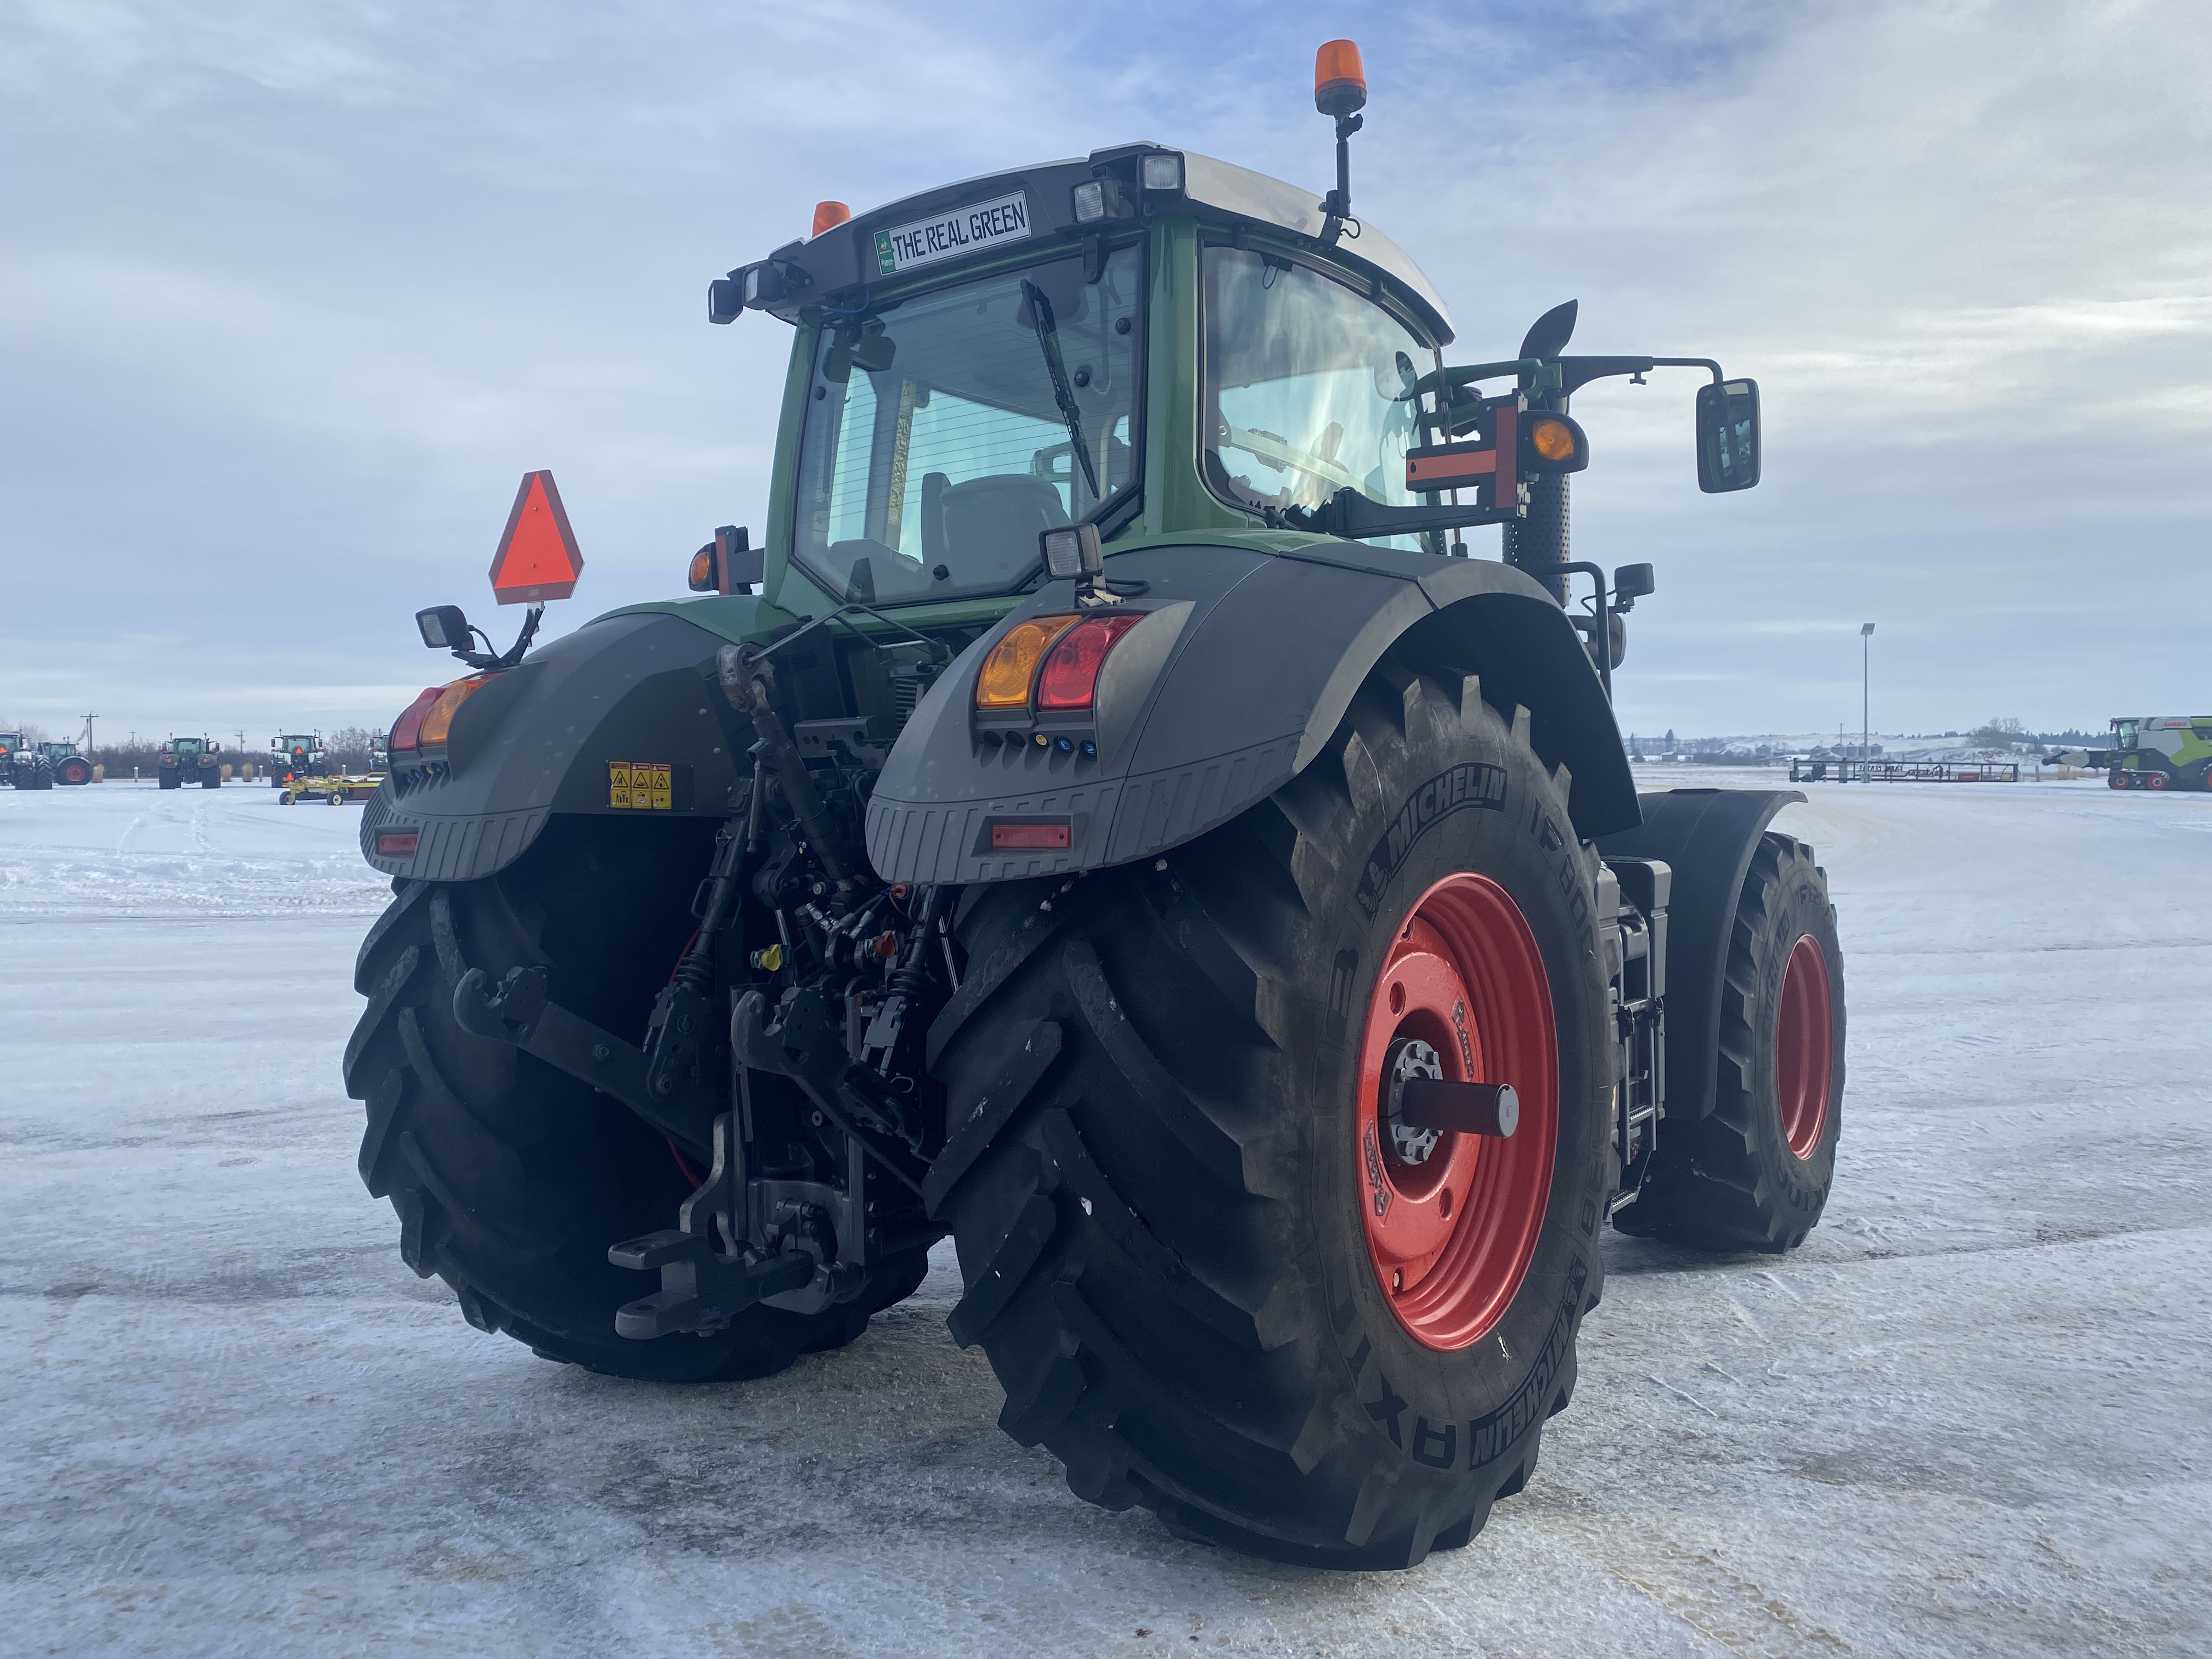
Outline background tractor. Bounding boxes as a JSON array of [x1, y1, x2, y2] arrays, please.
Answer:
[[269, 732, 329, 788], [158, 736, 222, 789], [0, 731, 55, 790], [39, 741, 95, 786], [345, 42, 1844, 1572]]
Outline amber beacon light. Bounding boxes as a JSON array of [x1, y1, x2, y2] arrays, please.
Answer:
[[812, 201, 852, 237], [1313, 40, 1367, 117]]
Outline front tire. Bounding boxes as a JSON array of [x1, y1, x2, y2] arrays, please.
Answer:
[[343, 820, 928, 1381], [1615, 833, 1844, 1251], [932, 663, 1613, 1568]]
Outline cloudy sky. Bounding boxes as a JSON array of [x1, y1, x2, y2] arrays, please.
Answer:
[[3, 0, 2204, 747]]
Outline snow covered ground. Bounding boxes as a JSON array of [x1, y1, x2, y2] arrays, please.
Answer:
[[4, 775, 2206, 1657]]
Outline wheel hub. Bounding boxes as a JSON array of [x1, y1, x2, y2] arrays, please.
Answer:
[[1382, 1039, 1445, 1165], [1355, 872, 1558, 1351]]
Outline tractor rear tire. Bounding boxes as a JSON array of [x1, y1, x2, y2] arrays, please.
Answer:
[[59, 758, 92, 785], [201, 771, 221, 789], [343, 820, 930, 1381], [929, 663, 1615, 1569], [24, 759, 55, 791], [1613, 832, 1844, 1252], [159, 771, 180, 790]]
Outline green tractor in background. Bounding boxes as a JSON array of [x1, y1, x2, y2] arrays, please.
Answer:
[[39, 741, 95, 786], [345, 42, 1845, 1570], [0, 731, 55, 791], [157, 736, 222, 790]]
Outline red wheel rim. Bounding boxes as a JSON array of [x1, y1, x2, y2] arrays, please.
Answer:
[[2108, 770, 2127, 789], [1355, 873, 1557, 1351], [2146, 771, 2168, 791], [1775, 933, 1833, 1160]]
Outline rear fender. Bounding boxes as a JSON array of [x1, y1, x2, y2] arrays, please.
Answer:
[[360, 611, 755, 883], [865, 539, 1639, 885], [1596, 788, 1806, 1124]]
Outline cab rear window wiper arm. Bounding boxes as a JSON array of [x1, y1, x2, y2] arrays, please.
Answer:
[[1022, 280, 1101, 502]]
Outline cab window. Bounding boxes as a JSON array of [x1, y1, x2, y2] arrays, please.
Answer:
[[1200, 246, 1431, 540]]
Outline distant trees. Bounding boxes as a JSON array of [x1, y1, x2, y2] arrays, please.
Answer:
[[1970, 716, 2025, 747], [326, 726, 384, 771]]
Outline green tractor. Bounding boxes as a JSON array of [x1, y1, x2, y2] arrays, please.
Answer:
[[0, 731, 54, 791], [157, 736, 222, 790], [38, 741, 95, 786], [346, 42, 1844, 1570]]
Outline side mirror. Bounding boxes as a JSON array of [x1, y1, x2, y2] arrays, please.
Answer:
[[1612, 562, 1656, 601], [1695, 379, 1760, 492], [416, 605, 471, 650]]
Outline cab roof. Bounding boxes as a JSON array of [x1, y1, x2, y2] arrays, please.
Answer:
[[741, 143, 1454, 345]]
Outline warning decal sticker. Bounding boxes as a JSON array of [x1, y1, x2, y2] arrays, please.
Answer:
[[873, 191, 1031, 277], [608, 761, 673, 810]]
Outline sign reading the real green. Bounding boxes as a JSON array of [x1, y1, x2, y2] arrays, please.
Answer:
[[874, 192, 1031, 276]]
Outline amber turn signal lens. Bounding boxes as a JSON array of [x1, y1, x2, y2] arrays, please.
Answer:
[[1530, 417, 1577, 463], [1314, 40, 1367, 117], [812, 200, 851, 236], [687, 545, 715, 591], [976, 616, 1082, 710], [419, 675, 493, 748]]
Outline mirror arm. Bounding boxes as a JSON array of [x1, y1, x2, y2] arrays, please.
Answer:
[[1648, 356, 1725, 384]]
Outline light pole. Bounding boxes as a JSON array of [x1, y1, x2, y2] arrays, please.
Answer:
[[1860, 623, 1875, 780]]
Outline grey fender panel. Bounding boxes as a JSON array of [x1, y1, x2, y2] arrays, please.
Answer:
[[1596, 788, 1807, 1124], [360, 611, 751, 883], [865, 540, 1639, 886]]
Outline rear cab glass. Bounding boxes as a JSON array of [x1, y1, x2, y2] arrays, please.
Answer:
[[792, 244, 1144, 607]]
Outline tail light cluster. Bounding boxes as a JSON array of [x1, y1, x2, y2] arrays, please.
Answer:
[[389, 674, 494, 757], [975, 613, 1143, 718]]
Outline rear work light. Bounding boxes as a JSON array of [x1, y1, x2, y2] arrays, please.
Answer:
[[976, 616, 1081, 710], [1036, 614, 1144, 711], [388, 687, 445, 754], [375, 830, 420, 858]]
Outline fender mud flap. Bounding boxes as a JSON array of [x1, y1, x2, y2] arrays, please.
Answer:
[[1596, 788, 1804, 1124]]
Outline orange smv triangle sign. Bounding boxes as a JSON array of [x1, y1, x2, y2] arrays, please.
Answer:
[[488, 470, 584, 604]]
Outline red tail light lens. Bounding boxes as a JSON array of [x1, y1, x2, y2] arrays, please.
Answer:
[[375, 830, 420, 857], [1036, 614, 1144, 711], [388, 687, 444, 753]]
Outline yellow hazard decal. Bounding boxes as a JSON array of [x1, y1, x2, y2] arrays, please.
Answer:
[[609, 760, 674, 810]]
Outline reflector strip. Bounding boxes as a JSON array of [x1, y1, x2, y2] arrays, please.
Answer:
[[991, 822, 1071, 850], [1406, 444, 1499, 490], [376, 830, 420, 857]]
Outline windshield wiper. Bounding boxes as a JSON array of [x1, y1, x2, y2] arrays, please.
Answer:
[[1022, 280, 1101, 502]]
